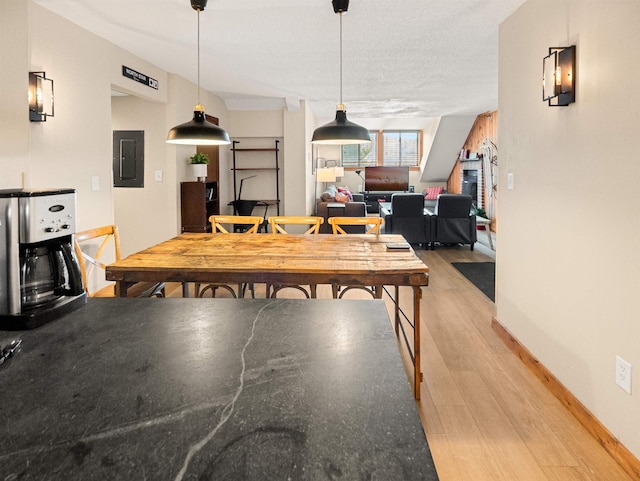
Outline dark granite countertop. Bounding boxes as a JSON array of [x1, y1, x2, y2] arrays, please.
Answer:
[[0, 298, 438, 480]]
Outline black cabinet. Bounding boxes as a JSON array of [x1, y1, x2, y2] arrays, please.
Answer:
[[180, 181, 219, 232], [361, 192, 396, 213]]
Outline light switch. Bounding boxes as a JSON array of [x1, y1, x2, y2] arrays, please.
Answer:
[[91, 176, 100, 191], [507, 173, 514, 190], [154, 170, 163, 182]]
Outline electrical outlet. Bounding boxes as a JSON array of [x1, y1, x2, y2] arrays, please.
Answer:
[[507, 172, 514, 190], [616, 355, 632, 394]]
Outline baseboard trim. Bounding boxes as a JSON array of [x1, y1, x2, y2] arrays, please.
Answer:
[[491, 317, 640, 481]]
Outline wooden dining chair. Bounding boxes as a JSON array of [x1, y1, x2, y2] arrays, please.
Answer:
[[211, 215, 264, 234], [328, 216, 384, 235], [327, 217, 385, 299], [268, 216, 324, 235], [197, 215, 264, 298], [74, 225, 165, 298], [266, 216, 324, 298]]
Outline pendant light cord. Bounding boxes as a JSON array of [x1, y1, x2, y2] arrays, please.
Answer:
[[339, 11, 343, 109], [197, 9, 201, 107]]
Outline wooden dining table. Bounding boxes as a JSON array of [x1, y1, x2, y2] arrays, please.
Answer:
[[105, 233, 429, 398]]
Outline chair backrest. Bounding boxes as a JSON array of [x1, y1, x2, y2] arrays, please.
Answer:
[[391, 193, 425, 217], [435, 194, 474, 218], [269, 216, 324, 234], [231, 200, 259, 216], [328, 217, 384, 235], [73, 225, 121, 296], [209, 215, 264, 234]]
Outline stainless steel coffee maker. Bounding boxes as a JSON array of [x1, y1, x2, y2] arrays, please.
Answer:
[[0, 189, 86, 329]]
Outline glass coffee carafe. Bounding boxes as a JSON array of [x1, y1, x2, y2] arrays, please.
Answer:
[[20, 240, 79, 310]]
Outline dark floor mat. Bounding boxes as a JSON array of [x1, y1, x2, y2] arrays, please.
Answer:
[[451, 262, 495, 302]]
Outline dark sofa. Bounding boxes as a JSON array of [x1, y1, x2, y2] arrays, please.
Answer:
[[316, 187, 367, 233]]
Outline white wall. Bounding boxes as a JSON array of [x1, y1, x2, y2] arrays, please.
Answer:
[[498, 0, 640, 457], [27, 4, 125, 228], [1, 3, 234, 247], [304, 102, 318, 215], [111, 96, 176, 257], [0, 0, 30, 188], [283, 102, 309, 216], [229, 110, 283, 138], [225, 107, 311, 218], [227, 110, 284, 216], [0, 3, 236, 293]]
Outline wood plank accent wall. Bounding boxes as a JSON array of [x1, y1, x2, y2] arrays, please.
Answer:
[[447, 110, 498, 231]]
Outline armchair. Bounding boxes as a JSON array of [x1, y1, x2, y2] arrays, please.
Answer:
[[381, 193, 431, 248], [432, 194, 477, 250]]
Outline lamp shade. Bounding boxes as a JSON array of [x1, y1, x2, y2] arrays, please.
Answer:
[[167, 3, 231, 146], [167, 108, 230, 145], [28, 71, 54, 122], [312, 110, 371, 145], [542, 46, 576, 107], [317, 167, 337, 182]]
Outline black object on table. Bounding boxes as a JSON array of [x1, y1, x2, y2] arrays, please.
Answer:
[[0, 298, 439, 480]]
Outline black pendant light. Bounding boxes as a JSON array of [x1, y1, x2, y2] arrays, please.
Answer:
[[167, 0, 230, 146], [312, 0, 371, 145]]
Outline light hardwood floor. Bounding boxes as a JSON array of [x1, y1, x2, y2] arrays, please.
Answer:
[[165, 236, 633, 481], [411, 245, 633, 481]]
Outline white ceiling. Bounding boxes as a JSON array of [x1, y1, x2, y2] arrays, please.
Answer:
[[33, 0, 526, 127]]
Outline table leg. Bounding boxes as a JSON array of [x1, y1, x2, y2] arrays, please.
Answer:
[[394, 285, 400, 337], [486, 226, 494, 250], [182, 282, 190, 298], [115, 281, 133, 298], [413, 286, 423, 400]]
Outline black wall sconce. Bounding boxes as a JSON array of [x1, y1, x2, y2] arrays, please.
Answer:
[[542, 46, 576, 106], [28, 71, 54, 121]]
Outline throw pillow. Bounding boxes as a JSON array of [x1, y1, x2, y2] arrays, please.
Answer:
[[337, 186, 353, 201], [425, 186, 444, 200], [326, 185, 338, 196], [321, 192, 335, 202], [335, 192, 349, 203]]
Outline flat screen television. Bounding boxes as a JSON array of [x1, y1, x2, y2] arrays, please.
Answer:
[[364, 166, 410, 192]]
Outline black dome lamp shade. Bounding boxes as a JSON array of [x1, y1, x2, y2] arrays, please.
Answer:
[[167, 0, 230, 146], [312, 0, 371, 145], [167, 104, 229, 146]]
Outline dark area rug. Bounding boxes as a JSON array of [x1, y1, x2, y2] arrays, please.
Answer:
[[451, 262, 495, 302]]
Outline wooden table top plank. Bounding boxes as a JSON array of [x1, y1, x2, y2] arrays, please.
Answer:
[[138, 234, 406, 256], [106, 233, 429, 286], [108, 257, 424, 275]]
